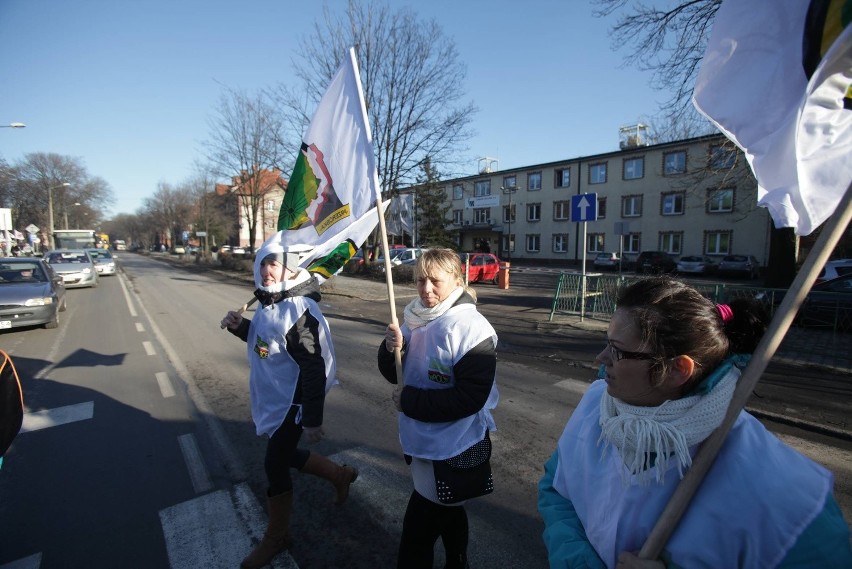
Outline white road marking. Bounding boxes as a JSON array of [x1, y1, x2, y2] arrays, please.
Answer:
[[117, 272, 138, 317], [20, 402, 94, 433], [156, 371, 176, 398], [554, 378, 590, 396], [0, 552, 42, 569], [159, 483, 297, 569], [143, 341, 156, 355], [177, 433, 213, 494], [135, 322, 145, 332]]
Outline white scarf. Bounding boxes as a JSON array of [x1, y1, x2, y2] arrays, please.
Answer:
[[598, 367, 738, 486], [403, 287, 465, 330]]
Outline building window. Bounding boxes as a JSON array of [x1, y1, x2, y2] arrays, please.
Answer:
[[553, 233, 569, 253], [528, 172, 542, 191], [589, 162, 607, 184], [598, 197, 607, 219], [453, 184, 464, 200], [503, 204, 515, 223], [625, 233, 641, 254], [623, 157, 644, 180], [474, 207, 490, 224], [661, 192, 685, 215], [707, 188, 734, 213], [663, 151, 686, 175], [453, 209, 463, 225], [660, 232, 683, 254], [265, 200, 275, 212], [553, 201, 569, 220], [587, 233, 605, 253], [474, 180, 491, 197], [503, 175, 517, 190], [555, 168, 570, 188], [526, 234, 541, 252], [527, 203, 541, 222], [705, 231, 732, 255], [503, 234, 514, 254], [622, 195, 643, 217], [710, 144, 736, 169]]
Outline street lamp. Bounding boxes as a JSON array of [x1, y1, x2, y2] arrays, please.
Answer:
[[47, 183, 70, 250], [0, 123, 26, 128], [500, 186, 519, 260]]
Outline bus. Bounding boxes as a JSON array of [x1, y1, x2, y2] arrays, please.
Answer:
[[53, 229, 97, 250]]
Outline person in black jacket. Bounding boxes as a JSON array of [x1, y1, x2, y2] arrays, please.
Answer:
[[221, 244, 357, 569], [378, 248, 499, 569]]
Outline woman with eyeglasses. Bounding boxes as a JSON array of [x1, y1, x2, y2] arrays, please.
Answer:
[[538, 277, 851, 568]]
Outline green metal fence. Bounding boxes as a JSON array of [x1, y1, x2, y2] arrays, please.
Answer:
[[549, 272, 850, 336]]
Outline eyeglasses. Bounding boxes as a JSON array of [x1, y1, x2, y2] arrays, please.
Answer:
[[606, 339, 658, 362]]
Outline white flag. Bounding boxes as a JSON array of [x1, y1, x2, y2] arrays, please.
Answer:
[[275, 46, 381, 244], [693, 0, 851, 235]]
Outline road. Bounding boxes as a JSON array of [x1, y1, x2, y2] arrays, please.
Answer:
[[0, 254, 849, 568]]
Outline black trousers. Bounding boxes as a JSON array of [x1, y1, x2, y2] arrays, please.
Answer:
[[265, 405, 310, 496], [397, 490, 469, 569]]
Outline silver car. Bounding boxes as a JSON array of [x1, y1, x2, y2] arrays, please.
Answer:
[[676, 255, 717, 275], [0, 258, 67, 330], [44, 250, 100, 288], [86, 248, 117, 276]]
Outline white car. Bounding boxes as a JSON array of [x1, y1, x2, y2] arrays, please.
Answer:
[[817, 259, 852, 284], [86, 248, 117, 276]]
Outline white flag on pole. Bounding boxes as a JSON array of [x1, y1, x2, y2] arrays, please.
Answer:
[[693, 0, 851, 236]]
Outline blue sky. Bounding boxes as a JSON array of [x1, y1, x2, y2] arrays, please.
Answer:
[[0, 0, 668, 217]]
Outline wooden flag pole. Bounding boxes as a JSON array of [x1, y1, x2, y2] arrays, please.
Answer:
[[219, 296, 258, 329], [640, 180, 852, 559], [375, 196, 404, 381]]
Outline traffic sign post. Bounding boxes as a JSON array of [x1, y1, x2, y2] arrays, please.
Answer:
[[571, 194, 598, 321]]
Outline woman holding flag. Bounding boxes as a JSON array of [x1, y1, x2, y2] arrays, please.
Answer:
[[378, 248, 499, 569], [538, 277, 851, 568], [221, 240, 358, 569]]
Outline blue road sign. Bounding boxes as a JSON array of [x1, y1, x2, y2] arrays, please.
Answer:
[[571, 193, 598, 222]]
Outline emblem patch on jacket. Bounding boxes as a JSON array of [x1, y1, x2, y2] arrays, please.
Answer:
[[254, 335, 270, 359], [427, 357, 451, 384]]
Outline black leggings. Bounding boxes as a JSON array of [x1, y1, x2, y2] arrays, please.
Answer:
[[265, 406, 310, 496], [397, 490, 469, 569]]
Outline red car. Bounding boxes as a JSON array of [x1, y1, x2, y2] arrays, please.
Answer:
[[459, 252, 501, 284]]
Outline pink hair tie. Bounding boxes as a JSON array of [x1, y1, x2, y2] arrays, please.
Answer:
[[716, 303, 734, 323]]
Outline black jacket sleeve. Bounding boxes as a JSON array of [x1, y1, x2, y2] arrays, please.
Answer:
[[399, 336, 496, 423], [377, 340, 403, 384], [285, 308, 329, 428], [228, 317, 251, 342]]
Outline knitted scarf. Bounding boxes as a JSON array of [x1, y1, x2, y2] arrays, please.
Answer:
[[598, 360, 741, 486], [403, 287, 465, 330]]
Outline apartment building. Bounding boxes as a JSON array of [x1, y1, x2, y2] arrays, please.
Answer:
[[409, 132, 772, 267]]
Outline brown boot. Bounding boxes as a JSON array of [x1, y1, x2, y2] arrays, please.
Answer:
[[300, 452, 359, 505], [240, 491, 293, 569]]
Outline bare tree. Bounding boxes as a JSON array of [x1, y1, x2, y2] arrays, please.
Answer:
[[143, 182, 195, 250], [273, 0, 477, 196], [187, 170, 232, 253], [594, 0, 721, 141], [6, 152, 114, 247], [204, 87, 290, 253]]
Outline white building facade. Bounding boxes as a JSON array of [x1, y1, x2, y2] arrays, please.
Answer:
[[412, 133, 773, 268]]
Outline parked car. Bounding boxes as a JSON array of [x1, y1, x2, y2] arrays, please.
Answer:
[[0, 257, 67, 329], [231, 246, 247, 255], [635, 251, 677, 274], [86, 248, 116, 276], [376, 247, 426, 272], [459, 252, 502, 284], [44, 250, 99, 288], [816, 259, 852, 284], [676, 255, 717, 275], [717, 254, 760, 279], [343, 250, 366, 273], [172, 245, 186, 255], [592, 252, 620, 271]]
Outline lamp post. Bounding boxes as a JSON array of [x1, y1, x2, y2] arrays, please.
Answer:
[[0, 123, 25, 128], [47, 183, 70, 250], [500, 186, 519, 260]]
